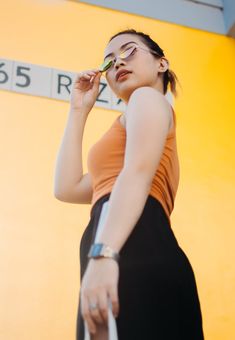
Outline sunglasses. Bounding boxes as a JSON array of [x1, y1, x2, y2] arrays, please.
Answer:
[[99, 44, 163, 73]]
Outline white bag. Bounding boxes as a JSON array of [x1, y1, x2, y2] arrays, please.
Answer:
[[84, 199, 118, 340]]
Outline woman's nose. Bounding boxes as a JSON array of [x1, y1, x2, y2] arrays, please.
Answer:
[[114, 57, 126, 69]]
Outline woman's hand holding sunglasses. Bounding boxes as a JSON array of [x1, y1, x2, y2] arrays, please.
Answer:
[[69, 69, 102, 115]]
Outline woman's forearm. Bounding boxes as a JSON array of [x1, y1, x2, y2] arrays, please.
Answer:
[[96, 169, 152, 253], [53, 109, 88, 197]]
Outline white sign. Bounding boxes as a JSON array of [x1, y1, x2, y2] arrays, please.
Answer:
[[0, 58, 172, 112]]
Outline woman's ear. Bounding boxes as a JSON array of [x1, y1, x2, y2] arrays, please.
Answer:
[[159, 57, 169, 73]]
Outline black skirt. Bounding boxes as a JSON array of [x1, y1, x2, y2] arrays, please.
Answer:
[[76, 193, 204, 340]]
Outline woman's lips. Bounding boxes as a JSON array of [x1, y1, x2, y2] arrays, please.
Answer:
[[117, 72, 131, 81]]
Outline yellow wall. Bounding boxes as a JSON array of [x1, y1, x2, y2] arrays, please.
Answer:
[[1, 0, 235, 339]]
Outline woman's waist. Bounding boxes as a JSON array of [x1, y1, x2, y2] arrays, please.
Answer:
[[89, 193, 178, 245]]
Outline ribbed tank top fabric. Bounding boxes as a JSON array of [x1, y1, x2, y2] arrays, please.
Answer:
[[87, 106, 180, 226]]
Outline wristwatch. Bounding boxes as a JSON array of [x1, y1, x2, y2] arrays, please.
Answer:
[[88, 243, 120, 263]]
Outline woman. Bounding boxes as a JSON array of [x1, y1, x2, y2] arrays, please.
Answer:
[[54, 29, 204, 339]]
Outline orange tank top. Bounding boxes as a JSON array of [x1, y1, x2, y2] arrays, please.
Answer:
[[87, 107, 180, 226]]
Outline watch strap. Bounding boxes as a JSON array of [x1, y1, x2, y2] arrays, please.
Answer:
[[88, 243, 120, 263]]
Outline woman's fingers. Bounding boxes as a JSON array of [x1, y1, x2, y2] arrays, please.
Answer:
[[81, 295, 97, 335], [79, 74, 93, 81], [81, 292, 109, 335], [73, 70, 101, 89], [88, 296, 105, 325], [76, 69, 100, 81], [81, 289, 118, 335], [108, 285, 120, 317], [97, 289, 109, 323]]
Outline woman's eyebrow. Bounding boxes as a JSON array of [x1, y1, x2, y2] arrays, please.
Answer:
[[104, 41, 137, 60]]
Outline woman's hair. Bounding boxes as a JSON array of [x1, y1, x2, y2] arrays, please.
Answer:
[[108, 29, 180, 97]]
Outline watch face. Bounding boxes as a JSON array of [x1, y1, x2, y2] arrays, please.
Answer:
[[92, 243, 103, 257], [88, 243, 119, 262]]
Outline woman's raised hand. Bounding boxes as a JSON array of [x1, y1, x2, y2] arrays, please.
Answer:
[[69, 69, 102, 114]]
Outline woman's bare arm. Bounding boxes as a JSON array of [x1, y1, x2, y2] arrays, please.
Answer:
[[53, 109, 92, 203], [53, 68, 102, 204]]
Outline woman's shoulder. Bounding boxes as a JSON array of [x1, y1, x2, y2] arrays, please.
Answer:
[[126, 87, 174, 131]]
